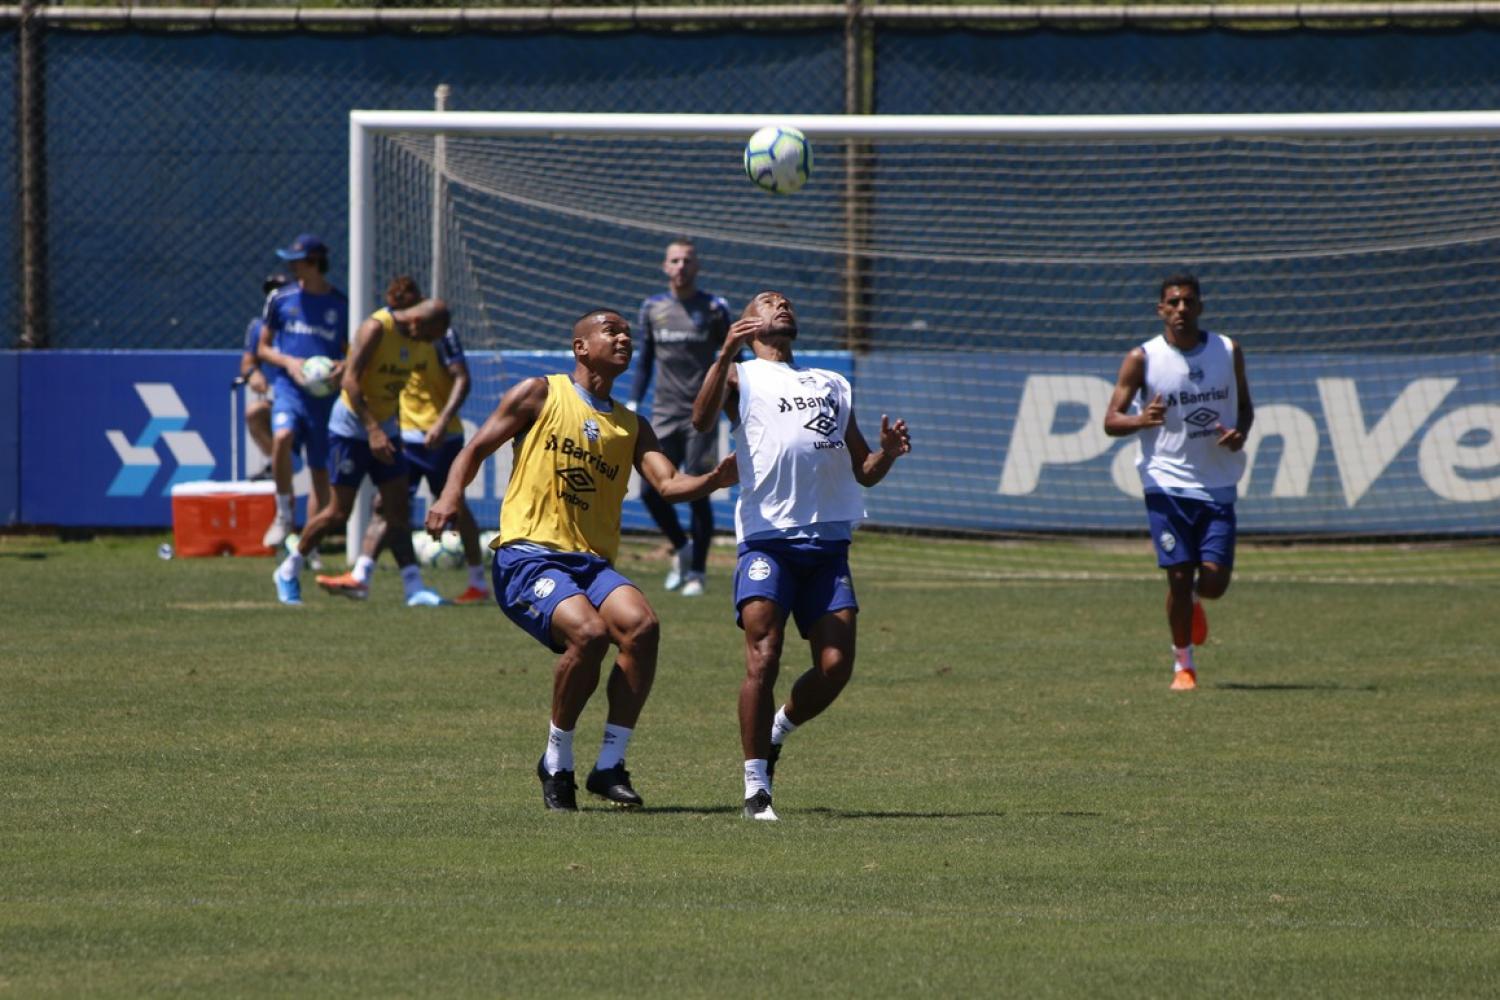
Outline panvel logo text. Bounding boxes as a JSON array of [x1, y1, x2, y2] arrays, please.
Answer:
[[998, 373, 1500, 505], [105, 383, 215, 496]]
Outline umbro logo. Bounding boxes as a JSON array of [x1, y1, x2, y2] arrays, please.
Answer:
[[1184, 408, 1218, 429], [804, 413, 838, 438], [556, 467, 596, 492]]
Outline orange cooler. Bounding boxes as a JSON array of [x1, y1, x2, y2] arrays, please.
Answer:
[[170, 481, 276, 557]]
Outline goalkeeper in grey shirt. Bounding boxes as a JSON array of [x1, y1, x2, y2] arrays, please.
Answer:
[[630, 238, 732, 597]]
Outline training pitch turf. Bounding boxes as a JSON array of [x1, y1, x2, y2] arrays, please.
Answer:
[[2, 532, 1497, 997]]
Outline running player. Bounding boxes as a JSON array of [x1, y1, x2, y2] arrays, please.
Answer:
[[425, 309, 737, 811], [271, 296, 447, 607], [691, 291, 912, 821], [315, 276, 489, 604], [1104, 273, 1255, 691], [256, 234, 347, 550]]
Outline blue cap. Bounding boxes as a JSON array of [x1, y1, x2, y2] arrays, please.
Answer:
[[275, 233, 328, 261]]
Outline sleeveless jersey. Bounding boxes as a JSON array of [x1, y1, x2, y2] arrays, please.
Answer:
[[731, 358, 865, 542], [1135, 330, 1246, 497], [399, 327, 467, 442], [262, 283, 348, 398], [500, 374, 638, 563], [330, 309, 439, 440]]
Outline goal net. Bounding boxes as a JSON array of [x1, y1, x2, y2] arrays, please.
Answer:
[[351, 111, 1500, 584]]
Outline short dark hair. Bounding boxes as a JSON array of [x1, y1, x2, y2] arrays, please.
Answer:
[[385, 275, 422, 309], [667, 236, 695, 251], [1159, 273, 1200, 300], [574, 308, 623, 329]]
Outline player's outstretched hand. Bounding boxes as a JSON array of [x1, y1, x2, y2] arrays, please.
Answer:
[[880, 414, 912, 458], [1139, 393, 1167, 429], [1215, 423, 1246, 452]]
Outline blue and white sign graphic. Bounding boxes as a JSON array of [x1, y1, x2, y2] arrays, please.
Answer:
[[105, 383, 215, 496]]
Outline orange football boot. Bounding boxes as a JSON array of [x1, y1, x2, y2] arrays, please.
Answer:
[[316, 572, 369, 600], [1170, 668, 1198, 691], [1191, 599, 1209, 646]]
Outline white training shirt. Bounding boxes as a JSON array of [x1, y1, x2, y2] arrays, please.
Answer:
[[732, 357, 866, 542], [1135, 330, 1246, 501]]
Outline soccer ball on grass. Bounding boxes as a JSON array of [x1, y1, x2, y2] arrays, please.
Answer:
[[413, 529, 465, 570], [744, 126, 812, 195]]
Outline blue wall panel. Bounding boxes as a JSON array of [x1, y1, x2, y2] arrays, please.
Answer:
[[0, 351, 17, 523], [13, 349, 1495, 534]]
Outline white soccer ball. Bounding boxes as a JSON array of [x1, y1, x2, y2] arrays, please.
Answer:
[[300, 355, 336, 397], [413, 529, 464, 570], [744, 125, 812, 195]]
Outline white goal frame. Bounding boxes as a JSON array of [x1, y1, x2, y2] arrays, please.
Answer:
[[344, 109, 1500, 560]]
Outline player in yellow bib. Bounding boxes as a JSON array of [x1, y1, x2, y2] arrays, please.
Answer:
[[426, 309, 737, 811], [272, 298, 448, 606], [316, 276, 490, 605]]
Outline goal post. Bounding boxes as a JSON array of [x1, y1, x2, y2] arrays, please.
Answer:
[[346, 109, 1500, 575]]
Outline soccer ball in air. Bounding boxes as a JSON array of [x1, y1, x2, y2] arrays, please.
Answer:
[[413, 529, 465, 570], [744, 126, 812, 195], [300, 355, 336, 398]]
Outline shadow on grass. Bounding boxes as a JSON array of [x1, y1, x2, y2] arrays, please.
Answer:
[[0, 551, 48, 560], [801, 807, 1069, 820], [1213, 681, 1379, 693], [634, 805, 1036, 820]]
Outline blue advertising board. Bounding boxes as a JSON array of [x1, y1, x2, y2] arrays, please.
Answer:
[[0, 350, 17, 525], [9, 349, 1495, 534], [861, 350, 1500, 534]]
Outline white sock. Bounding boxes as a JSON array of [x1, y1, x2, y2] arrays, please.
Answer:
[[275, 551, 303, 582], [744, 759, 771, 799], [352, 554, 376, 585], [1174, 645, 1196, 672], [275, 493, 294, 522], [595, 723, 632, 771], [771, 707, 798, 746], [544, 723, 575, 774], [399, 564, 425, 597], [467, 563, 488, 590]]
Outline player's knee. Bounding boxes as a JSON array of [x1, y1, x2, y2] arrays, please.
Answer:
[[821, 651, 854, 688], [1198, 571, 1232, 600], [744, 638, 781, 686], [568, 618, 612, 659], [618, 609, 660, 654]]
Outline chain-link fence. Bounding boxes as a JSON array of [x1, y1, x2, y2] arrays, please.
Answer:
[[30, 26, 844, 350], [12, 16, 1500, 350]]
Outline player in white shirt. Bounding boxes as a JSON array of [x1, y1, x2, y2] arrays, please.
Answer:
[[693, 291, 911, 820], [1104, 274, 1254, 691]]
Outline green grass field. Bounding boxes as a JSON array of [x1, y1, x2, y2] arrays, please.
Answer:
[[3, 532, 1497, 997]]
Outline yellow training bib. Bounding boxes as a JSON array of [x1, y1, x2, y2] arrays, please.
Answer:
[[339, 309, 438, 425], [500, 374, 638, 563]]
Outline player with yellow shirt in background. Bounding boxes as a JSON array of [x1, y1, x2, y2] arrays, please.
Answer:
[[271, 293, 447, 607], [316, 276, 490, 604]]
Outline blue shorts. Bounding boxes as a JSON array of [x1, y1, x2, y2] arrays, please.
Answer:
[[405, 435, 464, 498], [734, 538, 858, 639], [328, 433, 409, 488], [493, 545, 634, 652], [1144, 492, 1237, 569], [271, 392, 335, 469]]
